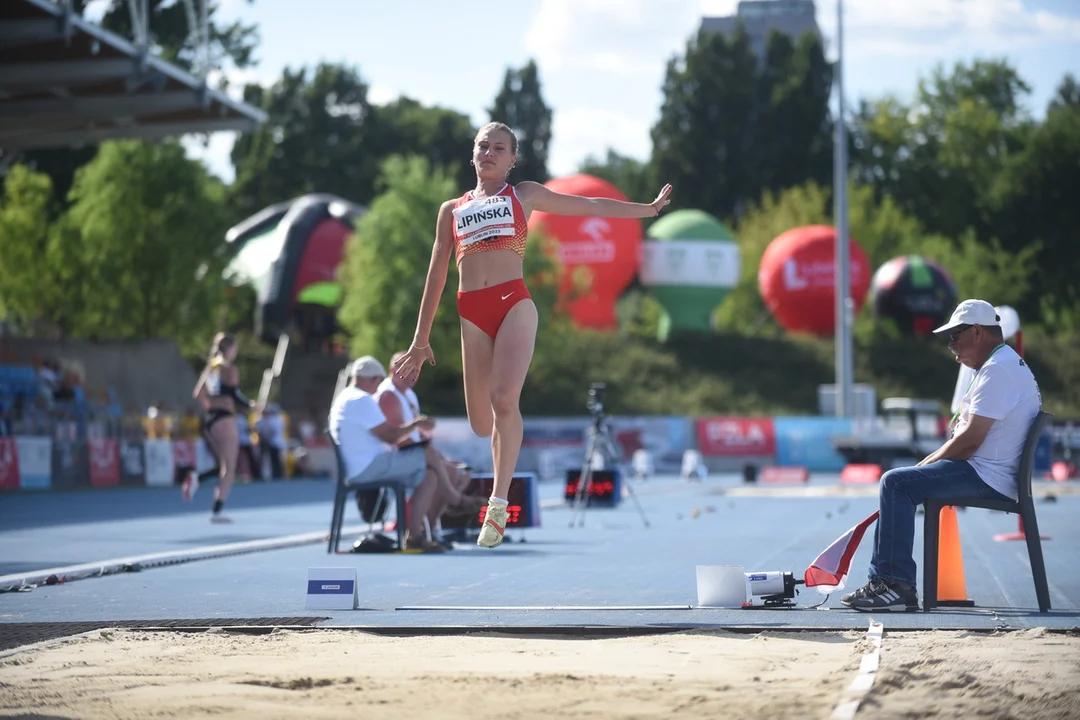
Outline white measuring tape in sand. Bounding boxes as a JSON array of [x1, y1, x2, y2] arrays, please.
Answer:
[[830, 620, 884, 720]]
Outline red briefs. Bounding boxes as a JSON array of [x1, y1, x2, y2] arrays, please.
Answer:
[[457, 278, 531, 340]]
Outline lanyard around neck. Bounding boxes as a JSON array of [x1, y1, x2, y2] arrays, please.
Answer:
[[949, 343, 1008, 430]]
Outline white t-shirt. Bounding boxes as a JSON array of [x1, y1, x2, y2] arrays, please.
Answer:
[[953, 345, 1041, 501], [375, 378, 421, 443], [327, 386, 390, 478]]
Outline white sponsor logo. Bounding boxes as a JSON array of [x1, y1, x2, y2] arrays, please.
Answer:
[[559, 240, 616, 265], [579, 217, 611, 242], [706, 420, 768, 448], [783, 258, 810, 290], [783, 257, 865, 292], [89, 439, 114, 471]]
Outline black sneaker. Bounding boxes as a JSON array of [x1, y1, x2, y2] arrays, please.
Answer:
[[841, 579, 920, 612]]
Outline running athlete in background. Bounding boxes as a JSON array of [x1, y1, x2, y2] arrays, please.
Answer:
[[393, 122, 672, 548], [185, 332, 256, 523]]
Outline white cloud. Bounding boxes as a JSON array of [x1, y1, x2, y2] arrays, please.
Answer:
[[525, 0, 737, 77], [817, 0, 1080, 59], [547, 106, 653, 179]]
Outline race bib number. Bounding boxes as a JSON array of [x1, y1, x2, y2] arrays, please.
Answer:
[[454, 195, 515, 247]]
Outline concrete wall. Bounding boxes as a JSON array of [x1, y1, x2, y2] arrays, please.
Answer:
[[1, 338, 199, 413]]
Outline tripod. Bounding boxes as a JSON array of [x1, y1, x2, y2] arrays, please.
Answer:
[[569, 406, 650, 529]]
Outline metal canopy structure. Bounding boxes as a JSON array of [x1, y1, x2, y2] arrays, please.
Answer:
[[0, 0, 266, 155]]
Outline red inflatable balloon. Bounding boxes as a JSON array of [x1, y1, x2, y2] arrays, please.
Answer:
[[528, 174, 643, 329], [758, 225, 871, 336]]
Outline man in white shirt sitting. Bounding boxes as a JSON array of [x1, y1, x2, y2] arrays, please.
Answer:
[[328, 356, 445, 553], [376, 352, 485, 539], [842, 299, 1042, 612]]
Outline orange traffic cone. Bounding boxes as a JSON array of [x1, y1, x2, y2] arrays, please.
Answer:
[[937, 506, 975, 607]]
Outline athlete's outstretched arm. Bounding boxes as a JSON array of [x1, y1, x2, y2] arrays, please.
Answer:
[[519, 181, 672, 218], [393, 200, 455, 380]]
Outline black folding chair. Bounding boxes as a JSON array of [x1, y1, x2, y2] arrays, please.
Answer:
[[922, 410, 1053, 612], [326, 432, 408, 554]]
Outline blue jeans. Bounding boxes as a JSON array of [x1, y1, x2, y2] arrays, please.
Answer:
[[869, 460, 1011, 587]]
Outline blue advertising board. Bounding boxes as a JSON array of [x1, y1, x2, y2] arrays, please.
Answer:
[[773, 416, 854, 472]]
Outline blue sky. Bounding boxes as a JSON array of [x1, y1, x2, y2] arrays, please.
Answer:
[[105, 0, 1080, 184]]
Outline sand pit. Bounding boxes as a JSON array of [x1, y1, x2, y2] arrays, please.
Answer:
[[0, 627, 1077, 719], [865, 628, 1080, 719]]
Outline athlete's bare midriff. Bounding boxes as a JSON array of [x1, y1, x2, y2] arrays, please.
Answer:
[[457, 250, 527, 292]]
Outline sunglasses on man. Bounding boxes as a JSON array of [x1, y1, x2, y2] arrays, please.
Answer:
[[948, 324, 975, 342]]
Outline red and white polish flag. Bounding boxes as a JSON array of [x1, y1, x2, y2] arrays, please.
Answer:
[[804, 511, 879, 594]]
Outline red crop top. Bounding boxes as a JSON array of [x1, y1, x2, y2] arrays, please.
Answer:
[[451, 183, 529, 264]]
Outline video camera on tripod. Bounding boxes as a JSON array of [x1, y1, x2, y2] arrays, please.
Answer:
[[586, 382, 606, 416], [568, 381, 650, 529]]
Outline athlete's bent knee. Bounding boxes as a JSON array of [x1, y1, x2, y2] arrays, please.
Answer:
[[468, 414, 494, 438]]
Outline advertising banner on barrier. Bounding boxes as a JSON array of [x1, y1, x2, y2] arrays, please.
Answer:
[[696, 417, 776, 457], [429, 418, 495, 472], [88, 437, 120, 487], [172, 439, 196, 471], [433, 415, 700, 480], [521, 418, 590, 481], [196, 438, 217, 475], [609, 416, 695, 473], [144, 439, 174, 487], [52, 440, 87, 489], [15, 436, 51, 489], [120, 440, 146, 486], [0, 437, 19, 490], [773, 417, 854, 472]]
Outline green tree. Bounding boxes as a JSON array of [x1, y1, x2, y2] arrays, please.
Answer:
[[229, 63, 479, 216], [991, 84, 1080, 326], [62, 140, 230, 340], [372, 97, 477, 192], [0, 166, 80, 335], [578, 150, 652, 208], [488, 60, 553, 183], [1049, 73, 1080, 111], [0, 142, 230, 341], [651, 26, 759, 219], [851, 59, 1032, 240], [229, 64, 381, 218], [753, 31, 833, 198]]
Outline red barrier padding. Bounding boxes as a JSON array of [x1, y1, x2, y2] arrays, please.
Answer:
[[760, 466, 810, 484], [1048, 461, 1076, 482], [841, 464, 882, 484]]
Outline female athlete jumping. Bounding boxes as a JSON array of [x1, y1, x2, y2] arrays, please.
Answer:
[[392, 122, 672, 548]]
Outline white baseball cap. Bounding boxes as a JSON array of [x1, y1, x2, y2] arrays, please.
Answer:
[[933, 299, 1000, 334], [350, 355, 387, 378]]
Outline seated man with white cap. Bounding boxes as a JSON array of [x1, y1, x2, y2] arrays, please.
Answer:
[[328, 355, 445, 553], [843, 299, 1042, 611]]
